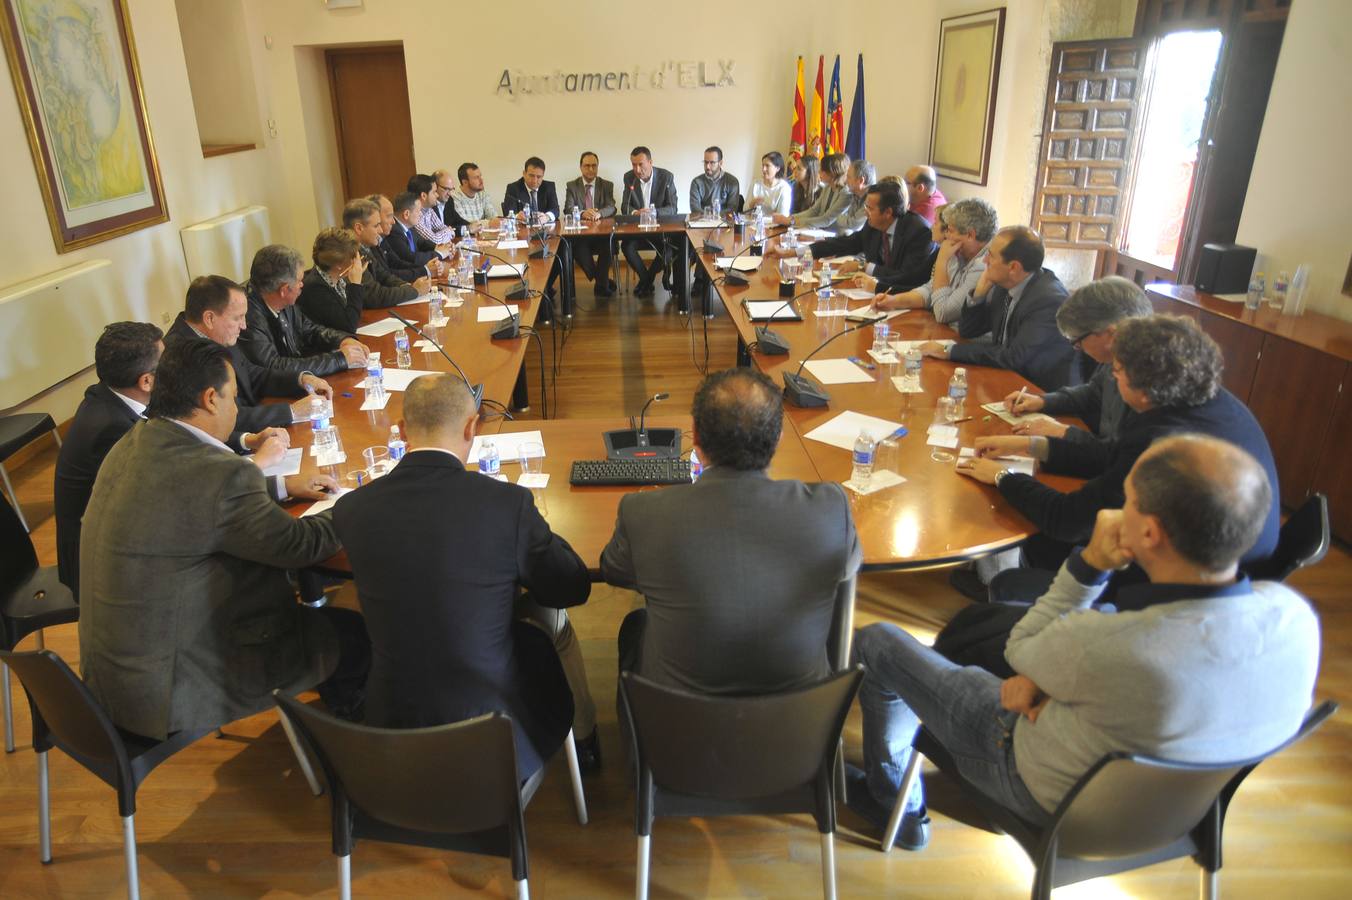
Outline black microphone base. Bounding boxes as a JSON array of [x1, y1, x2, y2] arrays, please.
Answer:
[[603, 428, 682, 460], [491, 317, 520, 340], [779, 280, 796, 298], [702, 239, 724, 254], [529, 248, 551, 259], [755, 325, 790, 356], [474, 271, 489, 286], [724, 267, 754, 286], [783, 371, 830, 407], [506, 283, 531, 301]]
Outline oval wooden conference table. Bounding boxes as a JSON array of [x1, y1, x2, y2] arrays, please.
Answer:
[[282, 222, 1083, 576]]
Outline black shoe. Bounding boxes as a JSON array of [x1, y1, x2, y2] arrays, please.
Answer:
[[607, 279, 618, 293], [661, 270, 673, 292], [574, 727, 602, 775], [844, 765, 930, 851], [948, 566, 990, 603], [634, 282, 654, 297], [595, 285, 613, 299]]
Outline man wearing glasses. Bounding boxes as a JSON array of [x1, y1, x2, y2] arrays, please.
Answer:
[[905, 165, 947, 225]]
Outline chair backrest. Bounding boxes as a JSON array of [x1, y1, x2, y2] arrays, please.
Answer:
[[620, 667, 863, 800], [274, 692, 523, 836], [0, 649, 130, 769], [1242, 493, 1330, 582], [0, 493, 39, 599], [1050, 700, 1338, 860]]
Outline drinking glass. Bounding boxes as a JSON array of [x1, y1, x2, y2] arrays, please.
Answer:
[[344, 469, 370, 490], [930, 399, 957, 463], [519, 441, 545, 475], [363, 446, 391, 477]]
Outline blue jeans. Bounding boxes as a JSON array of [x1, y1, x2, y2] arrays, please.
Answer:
[[852, 623, 1050, 824]]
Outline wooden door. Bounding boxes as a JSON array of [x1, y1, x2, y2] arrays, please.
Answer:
[[326, 47, 415, 201]]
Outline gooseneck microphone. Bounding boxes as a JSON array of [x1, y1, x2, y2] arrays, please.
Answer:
[[386, 309, 484, 409], [743, 286, 818, 356], [636, 392, 668, 442], [602, 389, 680, 459], [475, 248, 532, 302], [452, 281, 521, 340], [782, 319, 876, 408]]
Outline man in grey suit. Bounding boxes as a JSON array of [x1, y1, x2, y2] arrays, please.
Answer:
[[563, 150, 617, 298], [602, 368, 862, 696], [620, 145, 681, 298], [78, 338, 369, 739]]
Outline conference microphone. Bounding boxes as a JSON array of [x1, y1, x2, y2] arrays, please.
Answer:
[[476, 248, 532, 302], [718, 234, 766, 287], [385, 309, 484, 409], [602, 391, 680, 459], [744, 286, 818, 356], [782, 319, 876, 408], [454, 281, 522, 340]]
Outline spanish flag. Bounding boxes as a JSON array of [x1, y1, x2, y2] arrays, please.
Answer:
[[827, 55, 845, 154], [789, 56, 806, 164], [807, 55, 825, 159]]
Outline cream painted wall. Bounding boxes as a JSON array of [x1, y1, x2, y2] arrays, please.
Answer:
[[1236, 0, 1352, 321], [174, 0, 263, 145]]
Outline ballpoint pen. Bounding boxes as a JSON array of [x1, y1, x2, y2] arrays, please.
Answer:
[[1013, 384, 1027, 412]]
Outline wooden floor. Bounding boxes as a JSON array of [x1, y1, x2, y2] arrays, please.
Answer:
[[2, 280, 1350, 898]]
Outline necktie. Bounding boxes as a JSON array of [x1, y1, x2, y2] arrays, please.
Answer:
[[405, 226, 415, 252], [998, 294, 1014, 345], [584, 183, 593, 209], [881, 231, 891, 265], [529, 189, 538, 214]]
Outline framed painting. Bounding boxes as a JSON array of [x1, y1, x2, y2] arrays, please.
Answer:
[[1, 0, 167, 252], [929, 7, 1006, 186]]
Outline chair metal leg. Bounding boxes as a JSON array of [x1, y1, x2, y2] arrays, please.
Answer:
[[636, 834, 651, 900], [38, 750, 51, 862], [337, 854, 351, 900], [820, 832, 837, 900], [3, 662, 14, 753], [279, 711, 324, 797], [35, 629, 45, 651], [52, 429, 63, 448], [0, 463, 28, 532], [1202, 867, 1219, 900], [562, 729, 589, 825], [882, 750, 924, 853], [515, 877, 530, 900], [122, 814, 140, 900]]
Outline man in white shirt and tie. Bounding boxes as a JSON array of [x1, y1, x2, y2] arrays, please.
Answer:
[[564, 151, 618, 298]]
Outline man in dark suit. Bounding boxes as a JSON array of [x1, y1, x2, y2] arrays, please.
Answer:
[[345, 197, 427, 304], [602, 368, 862, 696], [503, 157, 565, 312], [239, 244, 369, 380], [333, 374, 598, 776], [79, 338, 368, 738], [382, 191, 449, 277], [564, 150, 617, 297], [54, 322, 162, 597], [920, 226, 1075, 392], [805, 183, 935, 294], [619, 146, 682, 298]]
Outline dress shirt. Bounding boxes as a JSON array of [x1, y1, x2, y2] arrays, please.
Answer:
[[526, 187, 555, 223], [638, 175, 653, 208], [909, 245, 989, 325], [112, 391, 147, 418], [415, 205, 457, 245], [451, 188, 500, 223], [864, 220, 898, 275], [998, 272, 1035, 344], [580, 180, 598, 210]]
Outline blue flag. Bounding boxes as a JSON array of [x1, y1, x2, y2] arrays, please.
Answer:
[[845, 54, 866, 160]]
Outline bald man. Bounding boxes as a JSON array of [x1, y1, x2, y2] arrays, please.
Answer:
[[333, 374, 600, 776], [905, 165, 947, 225], [849, 434, 1321, 851]]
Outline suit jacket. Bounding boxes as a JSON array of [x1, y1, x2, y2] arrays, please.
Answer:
[[810, 211, 935, 293], [334, 450, 590, 775], [297, 268, 368, 334], [240, 286, 351, 379], [359, 244, 418, 307], [502, 177, 561, 219], [952, 269, 1076, 392], [165, 314, 295, 436], [563, 176, 616, 217], [53, 383, 142, 597], [620, 167, 680, 215], [600, 466, 862, 695], [383, 220, 440, 271], [78, 418, 342, 738]]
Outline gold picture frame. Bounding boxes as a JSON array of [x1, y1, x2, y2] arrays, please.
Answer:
[[1, 0, 168, 253], [929, 7, 1006, 186]]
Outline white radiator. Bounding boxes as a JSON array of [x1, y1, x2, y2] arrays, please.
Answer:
[[0, 259, 116, 409], [180, 205, 272, 282]]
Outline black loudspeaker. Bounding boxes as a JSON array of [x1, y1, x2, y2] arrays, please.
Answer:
[[1195, 243, 1256, 294]]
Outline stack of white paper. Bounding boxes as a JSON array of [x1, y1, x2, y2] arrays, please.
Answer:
[[802, 411, 906, 450], [355, 318, 407, 338], [803, 359, 873, 384], [714, 256, 761, 271], [358, 368, 438, 391], [487, 263, 526, 278]]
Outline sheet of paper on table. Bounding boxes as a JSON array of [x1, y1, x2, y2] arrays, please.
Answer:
[[487, 263, 526, 278], [468, 430, 546, 465], [259, 447, 303, 478], [743, 300, 799, 319], [301, 488, 352, 518], [358, 368, 438, 391], [891, 338, 956, 353], [517, 473, 550, 488], [688, 218, 727, 228], [980, 402, 1059, 427], [803, 359, 874, 384], [843, 469, 906, 495], [892, 375, 925, 393], [714, 256, 762, 271], [795, 227, 834, 239], [495, 239, 528, 250], [958, 447, 1036, 475], [355, 318, 407, 338], [866, 348, 900, 364], [477, 305, 514, 322], [803, 411, 906, 451], [359, 391, 391, 411], [837, 288, 878, 301]]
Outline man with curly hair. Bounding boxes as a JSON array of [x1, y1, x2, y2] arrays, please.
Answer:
[[601, 368, 862, 696]]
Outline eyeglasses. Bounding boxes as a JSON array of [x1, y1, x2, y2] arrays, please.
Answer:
[[1069, 329, 1098, 349]]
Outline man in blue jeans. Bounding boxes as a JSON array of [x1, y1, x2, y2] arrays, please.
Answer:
[[849, 433, 1320, 849]]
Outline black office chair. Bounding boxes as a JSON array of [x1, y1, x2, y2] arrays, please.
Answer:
[[619, 667, 864, 900], [1242, 493, 1330, 582], [275, 691, 585, 900], [1, 648, 212, 900], [882, 702, 1337, 899], [0, 412, 61, 532], [2, 493, 79, 753]]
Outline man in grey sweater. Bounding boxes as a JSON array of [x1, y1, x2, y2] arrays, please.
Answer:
[[849, 433, 1320, 850]]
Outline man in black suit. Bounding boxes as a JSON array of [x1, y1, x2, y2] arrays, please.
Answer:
[[620, 146, 681, 298], [563, 151, 617, 297], [382, 191, 449, 278], [345, 197, 428, 305], [333, 374, 599, 776], [54, 322, 162, 596], [503, 157, 565, 315], [805, 183, 935, 294], [239, 244, 370, 379], [920, 226, 1076, 392]]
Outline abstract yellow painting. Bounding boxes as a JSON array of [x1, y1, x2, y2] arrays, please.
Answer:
[[930, 7, 1006, 186], [1, 0, 166, 251]]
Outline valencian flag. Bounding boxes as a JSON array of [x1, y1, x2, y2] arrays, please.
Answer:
[[827, 55, 845, 154], [789, 56, 807, 164], [807, 55, 825, 158], [845, 53, 866, 160]]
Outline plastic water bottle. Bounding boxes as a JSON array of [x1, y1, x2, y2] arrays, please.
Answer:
[[904, 346, 923, 377], [428, 294, 444, 324], [387, 425, 407, 462], [874, 322, 891, 354], [851, 429, 877, 488], [479, 440, 500, 478], [571, 205, 582, 229], [1245, 271, 1265, 311], [785, 226, 798, 249], [1272, 270, 1290, 310], [365, 352, 384, 398], [310, 396, 333, 458], [753, 211, 767, 244], [816, 283, 833, 314], [689, 449, 702, 482], [394, 329, 412, 369], [948, 367, 969, 414], [711, 195, 722, 219], [461, 226, 476, 250]]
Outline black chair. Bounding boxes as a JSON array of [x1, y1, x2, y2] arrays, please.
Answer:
[[1242, 493, 1330, 582], [882, 702, 1337, 899], [619, 667, 864, 900], [2, 493, 79, 753], [0, 648, 211, 900], [275, 691, 588, 900], [0, 412, 61, 532]]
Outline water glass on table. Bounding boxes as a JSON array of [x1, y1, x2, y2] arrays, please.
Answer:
[[930, 397, 958, 463], [519, 442, 545, 476], [344, 469, 370, 491], [363, 446, 392, 478]]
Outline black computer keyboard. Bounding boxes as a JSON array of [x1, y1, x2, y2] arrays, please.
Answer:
[[569, 458, 692, 486]]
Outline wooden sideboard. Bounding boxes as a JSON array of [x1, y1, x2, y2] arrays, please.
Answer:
[[1148, 284, 1352, 542]]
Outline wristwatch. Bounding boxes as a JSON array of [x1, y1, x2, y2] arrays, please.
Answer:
[[993, 468, 1013, 488]]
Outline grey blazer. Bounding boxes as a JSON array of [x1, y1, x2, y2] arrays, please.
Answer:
[[601, 466, 861, 695], [564, 176, 616, 218], [78, 418, 342, 739], [620, 167, 680, 215]]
